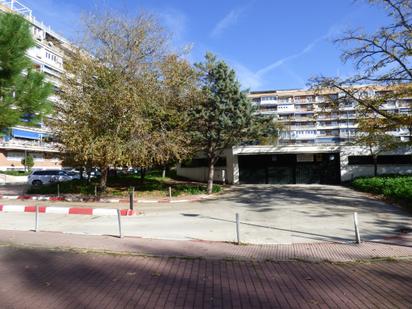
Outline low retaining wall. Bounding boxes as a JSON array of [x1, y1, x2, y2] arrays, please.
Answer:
[[177, 167, 226, 183]]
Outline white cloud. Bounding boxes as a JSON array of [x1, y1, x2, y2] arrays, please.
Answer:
[[230, 61, 263, 89], [211, 5, 248, 38], [157, 8, 187, 43], [256, 34, 328, 77], [230, 30, 333, 90]]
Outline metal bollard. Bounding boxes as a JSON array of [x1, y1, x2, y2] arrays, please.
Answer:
[[353, 212, 361, 244], [35, 205, 39, 232], [168, 186, 172, 199], [129, 190, 134, 211], [117, 209, 123, 238], [57, 183, 60, 197], [235, 213, 240, 245], [94, 185, 97, 197]]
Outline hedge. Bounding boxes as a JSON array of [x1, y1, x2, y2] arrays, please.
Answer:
[[352, 175, 412, 207]]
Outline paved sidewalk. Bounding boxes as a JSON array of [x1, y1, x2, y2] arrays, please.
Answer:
[[0, 245, 411, 308], [1, 186, 411, 245], [1, 230, 411, 262]]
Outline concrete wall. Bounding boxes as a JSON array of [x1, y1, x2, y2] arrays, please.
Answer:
[[339, 146, 412, 182], [178, 145, 412, 184], [177, 166, 226, 183], [342, 165, 412, 181], [176, 149, 235, 184], [0, 150, 62, 171]]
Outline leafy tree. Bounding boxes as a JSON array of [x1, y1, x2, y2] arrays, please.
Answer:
[[21, 154, 34, 172], [352, 117, 399, 176], [190, 53, 277, 194], [310, 0, 412, 137], [54, 12, 197, 191], [0, 13, 52, 132]]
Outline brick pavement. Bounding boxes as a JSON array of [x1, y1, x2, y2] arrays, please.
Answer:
[[0, 246, 411, 308], [0, 230, 411, 262]]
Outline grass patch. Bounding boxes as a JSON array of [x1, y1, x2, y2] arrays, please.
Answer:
[[27, 171, 222, 197], [0, 170, 31, 176], [352, 175, 412, 209]]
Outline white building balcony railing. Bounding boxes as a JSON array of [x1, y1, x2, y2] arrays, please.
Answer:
[[292, 117, 315, 122], [294, 135, 317, 140], [338, 123, 358, 128], [290, 125, 317, 130], [259, 99, 277, 105], [0, 139, 60, 152]]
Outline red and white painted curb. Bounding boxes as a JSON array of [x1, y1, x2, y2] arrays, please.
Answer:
[[0, 194, 211, 203], [0, 195, 65, 201], [0, 205, 138, 216]]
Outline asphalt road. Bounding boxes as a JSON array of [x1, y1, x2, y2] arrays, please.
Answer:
[[0, 185, 410, 244]]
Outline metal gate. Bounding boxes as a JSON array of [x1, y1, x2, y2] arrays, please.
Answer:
[[238, 153, 341, 185]]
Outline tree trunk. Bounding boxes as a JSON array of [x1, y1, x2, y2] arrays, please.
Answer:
[[140, 168, 146, 183], [86, 168, 91, 182], [100, 166, 109, 191], [207, 159, 214, 195], [373, 155, 378, 177], [162, 167, 166, 178], [79, 167, 84, 181]]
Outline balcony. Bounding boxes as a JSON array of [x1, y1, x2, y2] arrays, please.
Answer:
[[317, 124, 340, 129], [294, 108, 314, 112], [0, 138, 60, 152], [290, 125, 316, 130]]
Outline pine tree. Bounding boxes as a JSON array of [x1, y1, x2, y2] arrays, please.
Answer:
[[190, 53, 277, 194], [0, 13, 52, 132]]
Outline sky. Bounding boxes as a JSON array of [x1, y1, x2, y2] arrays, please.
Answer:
[[21, 0, 389, 91]]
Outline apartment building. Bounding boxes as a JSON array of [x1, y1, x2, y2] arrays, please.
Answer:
[[0, 0, 71, 171], [249, 88, 411, 145], [177, 87, 412, 185]]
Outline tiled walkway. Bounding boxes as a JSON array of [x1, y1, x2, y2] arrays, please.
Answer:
[[0, 246, 411, 308], [0, 230, 411, 262]]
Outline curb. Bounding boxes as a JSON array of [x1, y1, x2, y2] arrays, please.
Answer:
[[0, 205, 138, 216], [0, 195, 65, 201], [0, 194, 210, 203]]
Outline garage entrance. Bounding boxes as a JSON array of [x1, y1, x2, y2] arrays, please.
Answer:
[[238, 153, 341, 184]]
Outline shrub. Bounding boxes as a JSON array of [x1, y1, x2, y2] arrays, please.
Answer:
[[27, 180, 95, 195], [352, 175, 412, 207]]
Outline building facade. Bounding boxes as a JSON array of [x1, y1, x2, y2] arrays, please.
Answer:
[[177, 87, 412, 185], [0, 0, 71, 171], [249, 88, 411, 145]]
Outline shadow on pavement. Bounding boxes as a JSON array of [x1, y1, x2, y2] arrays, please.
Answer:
[[1, 245, 412, 308]]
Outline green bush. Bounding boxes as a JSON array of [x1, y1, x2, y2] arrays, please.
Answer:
[[171, 184, 222, 196], [27, 180, 95, 195], [26, 176, 223, 197], [352, 175, 412, 207]]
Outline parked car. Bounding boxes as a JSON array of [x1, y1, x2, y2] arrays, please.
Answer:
[[66, 171, 81, 180], [28, 170, 72, 186]]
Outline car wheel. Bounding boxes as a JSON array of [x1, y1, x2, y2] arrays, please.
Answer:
[[32, 180, 43, 186]]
